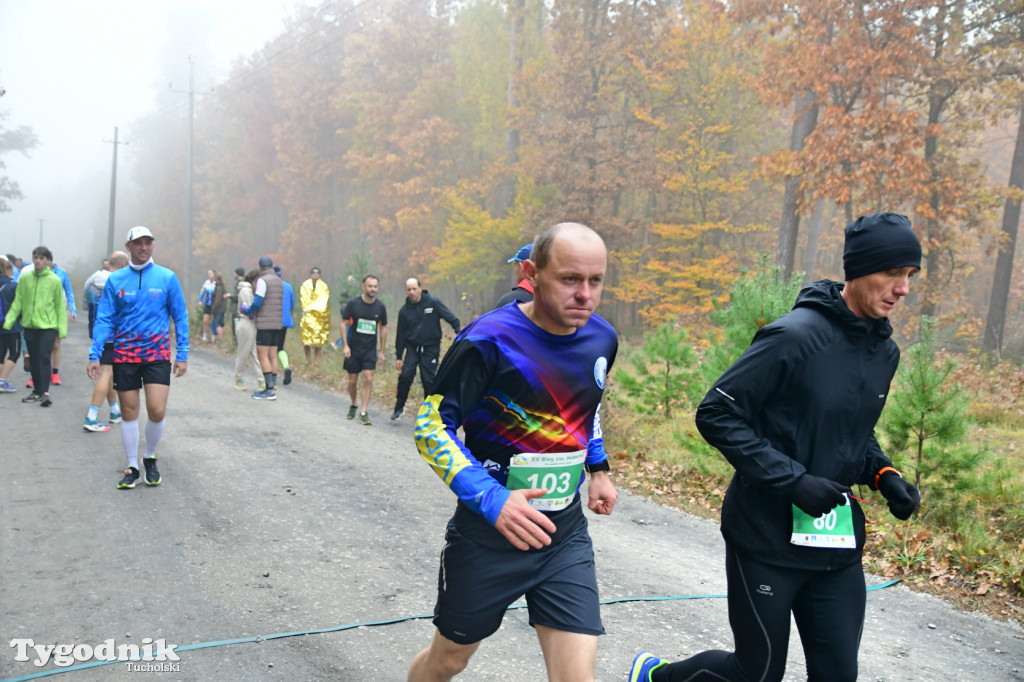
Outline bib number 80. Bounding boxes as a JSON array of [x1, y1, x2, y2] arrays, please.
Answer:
[[814, 509, 838, 531], [525, 472, 573, 495]]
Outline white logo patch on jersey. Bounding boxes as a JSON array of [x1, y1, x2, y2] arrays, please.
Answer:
[[594, 356, 608, 389]]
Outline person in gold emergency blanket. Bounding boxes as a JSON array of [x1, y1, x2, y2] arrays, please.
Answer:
[[299, 267, 331, 367]]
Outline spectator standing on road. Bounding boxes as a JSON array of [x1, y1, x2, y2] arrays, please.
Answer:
[[274, 264, 295, 385], [47, 255, 76, 387], [390, 277, 460, 421], [340, 274, 387, 425], [83, 258, 112, 339], [227, 267, 244, 349], [299, 267, 330, 369], [6, 254, 23, 282], [82, 251, 128, 432], [0, 256, 21, 393], [89, 226, 189, 490], [243, 256, 284, 401], [210, 271, 227, 344], [233, 269, 265, 393], [198, 270, 215, 342], [630, 213, 925, 682], [4, 246, 67, 407], [493, 243, 535, 309], [408, 223, 618, 682]]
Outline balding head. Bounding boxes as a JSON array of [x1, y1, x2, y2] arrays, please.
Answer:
[[405, 277, 423, 303], [531, 223, 606, 272], [108, 251, 130, 270], [522, 222, 607, 335]]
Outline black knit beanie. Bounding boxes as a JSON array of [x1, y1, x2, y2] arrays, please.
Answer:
[[843, 212, 921, 281]]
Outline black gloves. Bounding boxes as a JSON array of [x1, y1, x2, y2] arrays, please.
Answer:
[[789, 475, 851, 517], [877, 472, 921, 520]]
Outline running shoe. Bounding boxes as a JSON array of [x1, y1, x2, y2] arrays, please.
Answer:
[[359, 411, 371, 426], [21, 393, 41, 403], [0, 378, 15, 393], [109, 410, 122, 424], [234, 379, 247, 391], [117, 467, 140, 489], [628, 652, 666, 682], [142, 458, 161, 486], [83, 418, 111, 433], [252, 389, 277, 401], [40, 395, 52, 407], [26, 378, 33, 389], [283, 368, 292, 385], [347, 405, 357, 420], [51, 372, 61, 385], [390, 407, 403, 421]]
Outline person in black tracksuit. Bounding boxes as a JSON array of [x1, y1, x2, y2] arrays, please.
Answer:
[[391, 277, 460, 420], [631, 213, 924, 682]]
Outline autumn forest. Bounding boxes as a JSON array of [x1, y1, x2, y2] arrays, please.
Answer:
[[124, 0, 1024, 352]]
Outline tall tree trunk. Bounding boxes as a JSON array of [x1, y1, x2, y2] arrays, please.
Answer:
[[776, 90, 819, 278], [801, 199, 827, 287], [496, 0, 525, 218], [983, 95, 1024, 354]]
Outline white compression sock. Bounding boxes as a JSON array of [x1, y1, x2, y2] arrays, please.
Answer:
[[144, 419, 165, 458], [121, 418, 140, 469]]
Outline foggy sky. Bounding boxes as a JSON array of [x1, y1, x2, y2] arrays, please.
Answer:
[[0, 0, 307, 274]]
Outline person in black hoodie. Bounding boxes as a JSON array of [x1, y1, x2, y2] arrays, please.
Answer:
[[631, 212, 923, 682], [390, 278, 460, 421]]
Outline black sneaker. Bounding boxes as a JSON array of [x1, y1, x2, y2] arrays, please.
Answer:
[[390, 407, 403, 421], [21, 393, 41, 403], [118, 467, 140, 489], [283, 368, 292, 385], [143, 458, 162, 486], [359, 411, 371, 426], [347, 405, 357, 420], [40, 395, 52, 407]]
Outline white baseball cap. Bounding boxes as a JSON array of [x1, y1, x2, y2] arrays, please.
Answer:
[[126, 226, 155, 242]]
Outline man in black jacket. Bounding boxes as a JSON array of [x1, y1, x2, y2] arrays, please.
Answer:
[[631, 212, 923, 682], [391, 278, 460, 421]]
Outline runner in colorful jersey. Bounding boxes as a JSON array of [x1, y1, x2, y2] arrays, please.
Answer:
[[88, 226, 189, 490], [409, 222, 617, 682]]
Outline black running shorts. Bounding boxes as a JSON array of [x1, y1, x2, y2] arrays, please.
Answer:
[[343, 344, 378, 373], [256, 328, 280, 347], [113, 360, 172, 391], [0, 333, 21, 364], [432, 499, 603, 645], [100, 342, 114, 366]]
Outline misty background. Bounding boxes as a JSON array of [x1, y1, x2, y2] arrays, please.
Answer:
[[0, 0, 306, 272]]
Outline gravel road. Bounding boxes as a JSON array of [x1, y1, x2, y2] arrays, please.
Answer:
[[1, 326, 1021, 681]]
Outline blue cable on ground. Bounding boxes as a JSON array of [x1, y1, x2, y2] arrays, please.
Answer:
[[0, 580, 902, 681]]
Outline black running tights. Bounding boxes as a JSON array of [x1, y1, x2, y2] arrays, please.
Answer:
[[652, 542, 865, 682]]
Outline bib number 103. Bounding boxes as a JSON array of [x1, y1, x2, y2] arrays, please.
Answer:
[[506, 450, 586, 512], [523, 471, 573, 496]]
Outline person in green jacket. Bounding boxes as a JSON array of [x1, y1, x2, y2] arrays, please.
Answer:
[[2, 246, 67, 406]]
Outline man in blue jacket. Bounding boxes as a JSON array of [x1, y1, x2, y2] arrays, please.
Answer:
[[88, 226, 189, 490], [631, 213, 923, 682]]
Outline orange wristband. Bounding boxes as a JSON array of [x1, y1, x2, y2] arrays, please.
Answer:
[[875, 466, 900, 489]]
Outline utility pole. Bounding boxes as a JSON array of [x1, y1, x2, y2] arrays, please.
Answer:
[[170, 57, 196, 303], [105, 126, 128, 255], [38, 219, 46, 244]]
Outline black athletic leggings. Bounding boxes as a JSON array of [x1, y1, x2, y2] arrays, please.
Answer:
[[653, 542, 865, 682], [23, 328, 57, 395]]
